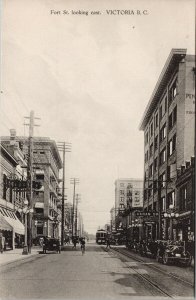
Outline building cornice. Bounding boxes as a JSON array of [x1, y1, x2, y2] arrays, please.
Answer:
[[139, 48, 187, 131]]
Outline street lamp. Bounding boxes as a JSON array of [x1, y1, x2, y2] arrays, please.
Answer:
[[163, 212, 179, 218], [53, 215, 59, 238], [22, 199, 33, 255]]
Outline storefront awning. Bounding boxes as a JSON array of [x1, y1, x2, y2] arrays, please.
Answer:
[[0, 214, 12, 232], [0, 212, 24, 235]]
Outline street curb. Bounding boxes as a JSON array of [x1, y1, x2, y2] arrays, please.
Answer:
[[0, 252, 40, 268]]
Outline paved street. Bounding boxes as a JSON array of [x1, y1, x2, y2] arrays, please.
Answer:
[[0, 243, 194, 299]]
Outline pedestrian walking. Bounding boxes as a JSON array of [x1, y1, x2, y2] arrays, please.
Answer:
[[106, 238, 111, 250], [72, 238, 77, 250], [0, 232, 5, 253], [80, 237, 86, 255]]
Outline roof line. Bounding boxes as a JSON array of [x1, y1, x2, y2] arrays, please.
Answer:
[[139, 48, 187, 131]]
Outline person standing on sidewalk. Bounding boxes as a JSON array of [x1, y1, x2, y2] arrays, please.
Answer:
[[0, 232, 5, 253], [106, 237, 111, 250]]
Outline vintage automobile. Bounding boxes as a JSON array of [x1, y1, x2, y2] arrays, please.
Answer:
[[157, 241, 192, 267], [43, 237, 61, 254], [139, 240, 159, 258]]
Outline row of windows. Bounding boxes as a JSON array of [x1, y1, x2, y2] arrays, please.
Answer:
[[144, 98, 177, 146], [147, 149, 176, 179], [144, 186, 175, 207], [146, 160, 176, 185], [145, 133, 176, 164]]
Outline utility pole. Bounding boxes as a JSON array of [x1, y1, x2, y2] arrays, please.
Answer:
[[70, 178, 79, 237], [75, 194, 81, 237], [24, 110, 40, 253], [57, 142, 71, 246]]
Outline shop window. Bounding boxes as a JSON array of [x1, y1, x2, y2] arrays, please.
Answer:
[[37, 226, 43, 235]]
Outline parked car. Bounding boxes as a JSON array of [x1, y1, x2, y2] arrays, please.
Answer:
[[145, 240, 159, 258], [157, 241, 192, 267], [33, 235, 46, 246], [43, 237, 61, 254]]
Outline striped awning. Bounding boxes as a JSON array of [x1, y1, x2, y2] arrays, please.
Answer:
[[0, 214, 12, 232], [0, 209, 24, 235]]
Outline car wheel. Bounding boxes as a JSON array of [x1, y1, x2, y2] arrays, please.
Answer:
[[185, 254, 192, 267], [163, 252, 169, 265]]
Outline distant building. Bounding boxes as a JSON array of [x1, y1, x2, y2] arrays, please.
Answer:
[[139, 49, 195, 240], [114, 178, 143, 231]]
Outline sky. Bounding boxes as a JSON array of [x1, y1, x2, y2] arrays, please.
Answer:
[[1, 0, 195, 234]]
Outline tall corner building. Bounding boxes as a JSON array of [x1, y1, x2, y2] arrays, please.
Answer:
[[1, 134, 63, 240], [139, 48, 195, 240], [114, 178, 143, 230]]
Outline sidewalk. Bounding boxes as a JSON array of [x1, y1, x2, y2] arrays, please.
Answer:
[[0, 246, 41, 267]]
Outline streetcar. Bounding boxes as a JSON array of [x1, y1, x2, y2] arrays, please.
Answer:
[[96, 229, 107, 244]]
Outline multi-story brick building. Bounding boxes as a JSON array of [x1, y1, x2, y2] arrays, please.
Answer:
[[0, 130, 27, 249], [1, 134, 63, 241], [139, 49, 195, 240], [175, 157, 195, 242], [114, 178, 143, 231]]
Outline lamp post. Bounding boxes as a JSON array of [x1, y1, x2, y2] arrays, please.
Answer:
[[163, 205, 179, 240], [53, 215, 59, 238], [21, 199, 34, 255]]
